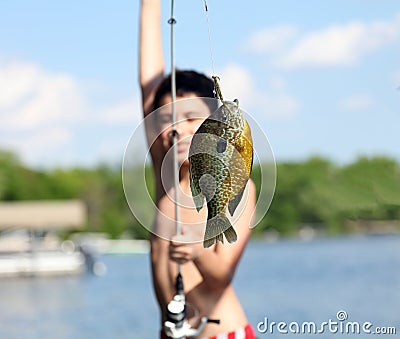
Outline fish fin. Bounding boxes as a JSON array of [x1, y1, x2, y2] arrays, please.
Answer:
[[228, 187, 245, 216], [243, 119, 254, 174], [224, 226, 238, 244], [190, 164, 205, 212], [193, 194, 204, 212], [203, 214, 235, 248], [203, 232, 223, 248]]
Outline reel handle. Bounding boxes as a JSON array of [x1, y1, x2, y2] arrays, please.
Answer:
[[207, 319, 220, 324]]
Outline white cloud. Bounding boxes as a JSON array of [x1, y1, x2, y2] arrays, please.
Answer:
[[245, 14, 400, 69], [280, 17, 400, 68], [218, 63, 299, 120], [0, 59, 86, 165], [1, 127, 72, 165], [339, 94, 374, 112], [218, 64, 254, 104], [243, 25, 298, 54], [0, 60, 85, 130], [0, 58, 142, 167]]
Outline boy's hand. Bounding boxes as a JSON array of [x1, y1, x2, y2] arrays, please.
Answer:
[[169, 234, 202, 265]]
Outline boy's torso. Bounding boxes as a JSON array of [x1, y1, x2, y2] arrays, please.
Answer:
[[151, 189, 248, 337]]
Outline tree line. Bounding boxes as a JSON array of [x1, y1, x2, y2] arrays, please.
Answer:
[[0, 150, 399, 239]]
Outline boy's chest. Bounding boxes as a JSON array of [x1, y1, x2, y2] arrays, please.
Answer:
[[157, 194, 208, 241]]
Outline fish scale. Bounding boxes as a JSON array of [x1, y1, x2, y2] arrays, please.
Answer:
[[189, 100, 253, 248]]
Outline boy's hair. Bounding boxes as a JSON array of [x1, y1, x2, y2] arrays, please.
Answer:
[[153, 70, 216, 110]]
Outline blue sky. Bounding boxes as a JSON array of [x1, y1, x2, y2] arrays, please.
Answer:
[[0, 0, 399, 168]]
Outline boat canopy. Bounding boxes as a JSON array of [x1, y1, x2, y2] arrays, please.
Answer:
[[0, 200, 86, 229]]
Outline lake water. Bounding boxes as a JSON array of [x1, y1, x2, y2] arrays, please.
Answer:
[[0, 234, 399, 338]]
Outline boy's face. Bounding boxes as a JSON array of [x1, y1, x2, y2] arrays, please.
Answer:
[[158, 93, 211, 166]]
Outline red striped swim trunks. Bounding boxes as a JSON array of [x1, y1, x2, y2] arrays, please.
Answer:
[[207, 323, 256, 339]]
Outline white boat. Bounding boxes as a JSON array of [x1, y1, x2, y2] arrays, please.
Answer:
[[72, 233, 150, 255], [0, 250, 85, 278], [0, 200, 104, 278]]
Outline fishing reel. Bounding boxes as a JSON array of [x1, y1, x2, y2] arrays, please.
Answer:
[[164, 273, 220, 338]]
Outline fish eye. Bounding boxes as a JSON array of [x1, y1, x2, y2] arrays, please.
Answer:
[[221, 113, 228, 122]]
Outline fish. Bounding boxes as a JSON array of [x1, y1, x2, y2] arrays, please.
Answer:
[[189, 99, 253, 248]]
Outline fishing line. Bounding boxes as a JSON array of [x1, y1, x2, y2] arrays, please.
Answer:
[[203, 0, 215, 79], [203, 0, 224, 102], [168, 0, 182, 276]]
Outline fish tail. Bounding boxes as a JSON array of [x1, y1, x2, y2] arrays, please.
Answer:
[[223, 226, 238, 244], [203, 214, 237, 248]]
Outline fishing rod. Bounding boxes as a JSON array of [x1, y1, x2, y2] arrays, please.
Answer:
[[163, 1, 220, 338]]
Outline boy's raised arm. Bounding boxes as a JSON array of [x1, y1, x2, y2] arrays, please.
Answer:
[[139, 0, 165, 116]]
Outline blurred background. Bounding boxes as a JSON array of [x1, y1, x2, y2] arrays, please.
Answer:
[[0, 1, 399, 338]]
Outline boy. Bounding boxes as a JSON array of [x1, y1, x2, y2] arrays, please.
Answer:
[[139, 1, 256, 338]]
